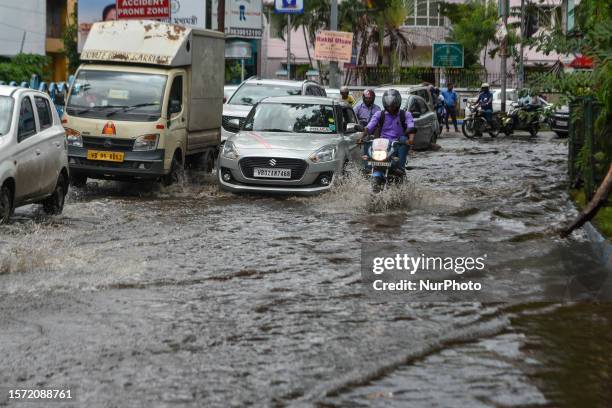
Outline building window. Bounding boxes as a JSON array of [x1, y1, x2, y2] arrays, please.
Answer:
[[405, 0, 444, 27]]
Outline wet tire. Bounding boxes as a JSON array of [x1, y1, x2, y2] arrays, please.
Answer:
[[162, 154, 184, 186], [371, 177, 385, 193], [431, 130, 438, 145], [529, 124, 539, 137], [462, 119, 480, 139], [488, 117, 501, 138], [70, 174, 87, 188], [0, 185, 12, 225], [42, 174, 67, 215]]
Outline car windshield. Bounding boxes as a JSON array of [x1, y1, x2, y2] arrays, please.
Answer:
[[0, 96, 14, 136], [228, 83, 302, 106], [66, 70, 167, 121], [243, 103, 337, 134]]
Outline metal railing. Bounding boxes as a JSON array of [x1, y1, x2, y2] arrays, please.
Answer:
[[0, 75, 74, 116], [568, 97, 609, 200]]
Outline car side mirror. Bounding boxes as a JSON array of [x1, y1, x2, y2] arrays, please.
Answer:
[[345, 123, 363, 133], [169, 99, 181, 115], [228, 118, 241, 130], [462, 98, 468, 102]]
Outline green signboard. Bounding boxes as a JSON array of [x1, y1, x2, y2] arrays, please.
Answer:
[[432, 43, 464, 68]]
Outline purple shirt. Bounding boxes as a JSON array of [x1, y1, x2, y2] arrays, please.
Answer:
[[366, 110, 415, 141], [354, 103, 381, 125]]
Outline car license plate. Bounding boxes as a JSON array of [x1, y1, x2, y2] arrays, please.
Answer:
[[87, 150, 125, 162], [557, 120, 567, 127], [368, 161, 391, 167], [253, 168, 291, 178]]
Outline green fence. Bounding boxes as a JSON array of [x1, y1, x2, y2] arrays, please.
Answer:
[[568, 97, 610, 200]]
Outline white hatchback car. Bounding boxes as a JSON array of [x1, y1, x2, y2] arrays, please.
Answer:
[[0, 85, 69, 223]]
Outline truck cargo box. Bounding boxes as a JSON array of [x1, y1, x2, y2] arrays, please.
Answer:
[[81, 20, 224, 133]]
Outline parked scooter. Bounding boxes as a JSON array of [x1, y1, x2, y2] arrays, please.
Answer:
[[500, 102, 545, 137], [462, 101, 501, 138], [362, 138, 405, 193]]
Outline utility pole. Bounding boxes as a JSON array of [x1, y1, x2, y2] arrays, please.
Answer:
[[500, 0, 508, 113], [329, 0, 340, 88], [287, 14, 291, 80], [518, 0, 525, 89]]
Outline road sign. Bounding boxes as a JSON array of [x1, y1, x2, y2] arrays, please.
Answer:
[[432, 43, 464, 68], [274, 0, 304, 14]]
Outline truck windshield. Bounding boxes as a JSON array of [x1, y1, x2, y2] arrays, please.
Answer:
[[228, 83, 301, 106], [243, 103, 336, 134], [66, 70, 167, 121], [0, 96, 13, 136]]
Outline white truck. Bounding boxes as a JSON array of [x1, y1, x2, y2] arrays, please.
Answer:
[[63, 20, 224, 186]]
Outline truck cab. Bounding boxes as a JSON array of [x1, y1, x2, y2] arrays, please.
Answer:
[[63, 20, 224, 186]]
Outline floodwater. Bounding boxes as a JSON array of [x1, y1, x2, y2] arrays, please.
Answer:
[[1, 131, 610, 407]]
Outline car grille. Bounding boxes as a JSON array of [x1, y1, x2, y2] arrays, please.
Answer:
[[82, 136, 134, 151], [239, 157, 308, 180], [222, 115, 245, 132]]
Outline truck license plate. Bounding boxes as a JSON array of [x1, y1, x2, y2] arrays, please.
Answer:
[[253, 168, 291, 178], [557, 120, 567, 127], [87, 150, 125, 162]]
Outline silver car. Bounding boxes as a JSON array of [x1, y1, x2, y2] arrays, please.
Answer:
[[0, 86, 69, 223], [218, 96, 363, 195]]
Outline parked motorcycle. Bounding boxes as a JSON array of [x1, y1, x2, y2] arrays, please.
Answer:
[[362, 138, 405, 193], [462, 101, 501, 138], [500, 102, 545, 137]]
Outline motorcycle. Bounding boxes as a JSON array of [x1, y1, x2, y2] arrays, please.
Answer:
[[362, 138, 405, 193], [500, 102, 545, 137], [462, 101, 501, 138]]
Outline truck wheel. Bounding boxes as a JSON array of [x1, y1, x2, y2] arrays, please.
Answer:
[[43, 174, 67, 215], [70, 174, 87, 188], [0, 185, 12, 224], [163, 154, 184, 186]]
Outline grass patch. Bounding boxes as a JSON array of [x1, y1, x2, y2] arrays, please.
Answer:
[[570, 189, 612, 240]]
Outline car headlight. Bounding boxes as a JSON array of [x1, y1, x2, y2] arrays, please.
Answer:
[[133, 134, 159, 151], [64, 127, 82, 147], [222, 140, 240, 160], [309, 145, 336, 163], [372, 150, 387, 161]]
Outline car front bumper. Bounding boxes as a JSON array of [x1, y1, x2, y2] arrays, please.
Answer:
[[218, 154, 339, 195], [68, 146, 166, 180]]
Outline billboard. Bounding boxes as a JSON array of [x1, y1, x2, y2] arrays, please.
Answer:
[[314, 31, 353, 63], [0, 0, 46, 56], [78, 0, 206, 52], [116, 0, 171, 20], [211, 0, 263, 39]]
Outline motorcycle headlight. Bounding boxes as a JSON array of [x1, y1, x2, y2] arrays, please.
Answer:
[[133, 134, 159, 151], [372, 150, 387, 161], [64, 127, 82, 147], [309, 145, 336, 163], [222, 141, 240, 160]]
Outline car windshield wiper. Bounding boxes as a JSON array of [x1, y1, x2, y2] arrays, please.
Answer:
[[258, 128, 287, 132], [106, 103, 159, 118]]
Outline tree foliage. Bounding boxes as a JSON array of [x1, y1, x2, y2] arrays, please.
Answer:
[[440, 0, 498, 69], [63, 3, 80, 74], [0, 54, 51, 83]]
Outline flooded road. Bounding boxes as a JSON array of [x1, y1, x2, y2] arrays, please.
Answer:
[[1, 131, 611, 407]]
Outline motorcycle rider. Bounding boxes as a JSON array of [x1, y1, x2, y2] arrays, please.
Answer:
[[476, 82, 494, 125], [353, 89, 381, 127], [339, 86, 356, 106], [363, 89, 416, 174]]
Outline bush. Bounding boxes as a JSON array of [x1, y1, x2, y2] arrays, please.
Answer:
[[0, 54, 50, 83]]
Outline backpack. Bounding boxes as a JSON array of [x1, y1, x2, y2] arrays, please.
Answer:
[[374, 109, 408, 138]]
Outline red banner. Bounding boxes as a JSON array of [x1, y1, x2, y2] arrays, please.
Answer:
[[116, 0, 171, 20]]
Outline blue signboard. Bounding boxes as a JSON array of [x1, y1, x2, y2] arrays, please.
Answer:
[[274, 0, 304, 14]]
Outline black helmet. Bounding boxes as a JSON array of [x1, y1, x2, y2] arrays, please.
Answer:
[[382, 89, 401, 112]]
